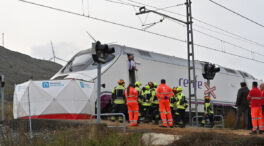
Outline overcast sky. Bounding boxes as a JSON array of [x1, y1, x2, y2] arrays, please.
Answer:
[[1, 0, 264, 79]]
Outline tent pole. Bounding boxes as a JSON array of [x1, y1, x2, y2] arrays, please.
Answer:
[[27, 82, 33, 138], [96, 63, 101, 123]]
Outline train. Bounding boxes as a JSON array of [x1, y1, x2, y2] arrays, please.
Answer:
[[50, 44, 260, 115]]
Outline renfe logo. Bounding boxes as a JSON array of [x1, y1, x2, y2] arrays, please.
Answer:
[[42, 82, 50, 88], [179, 76, 203, 89]]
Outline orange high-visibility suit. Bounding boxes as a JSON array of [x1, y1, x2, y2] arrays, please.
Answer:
[[125, 86, 139, 126], [261, 90, 264, 127], [156, 83, 174, 126], [248, 87, 263, 132]]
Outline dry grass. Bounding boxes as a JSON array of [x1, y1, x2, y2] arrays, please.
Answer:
[[0, 101, 13, 120], [0, 123, 143, 146], [224, 111, 247, 129], [169, 132, 264, 146]]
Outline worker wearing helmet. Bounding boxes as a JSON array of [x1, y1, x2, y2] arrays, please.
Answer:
[[154, 83, 158, 88], [150, 82, 160, 124], [175, 86, 188, 128], [141, 85, 152, 123], [111, 79, 126, 122], [170, 87, 178, 126], [156, 79, 174, 127], [135, 81, 143, 123], [201, 96, 214, 128]]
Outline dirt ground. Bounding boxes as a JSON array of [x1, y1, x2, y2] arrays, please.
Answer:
[[99, 121, 264, 137]]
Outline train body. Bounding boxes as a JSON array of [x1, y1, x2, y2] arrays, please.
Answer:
[[51, 44, 259, 114]]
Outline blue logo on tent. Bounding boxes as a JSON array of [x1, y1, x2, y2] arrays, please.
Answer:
[[80, 82, 84, 88], [42, 82, 50, 88]]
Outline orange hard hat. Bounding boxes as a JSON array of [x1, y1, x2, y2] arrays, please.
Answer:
[[205, 96, 210, 100]]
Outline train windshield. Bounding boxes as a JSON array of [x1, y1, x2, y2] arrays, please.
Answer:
[[72, 54, 93, 67], [61, 51, 116, 73]]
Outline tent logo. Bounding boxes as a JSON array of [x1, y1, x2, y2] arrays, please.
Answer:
[[42, 82, 50, 88], [80, 82, 85, 88], [80, 81, 91, 88]]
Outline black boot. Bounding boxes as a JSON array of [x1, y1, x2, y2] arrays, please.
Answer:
[[249, 131, 257, 135], [259, 130, 263, 134]]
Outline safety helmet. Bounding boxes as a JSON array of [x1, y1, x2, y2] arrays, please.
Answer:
[[177, 86, 183, 92], [172, 87, 178, 93], [145, 85, 150, 90], [154, 83, 158, 88], [118, 79, 125, 86], [205, 96, 210, 101], [135, 81, 141, 87]]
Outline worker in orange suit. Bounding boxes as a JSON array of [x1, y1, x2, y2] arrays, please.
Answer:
[[156, 79, 174, 128], [248, 82, 263, 135], [260, 83, 264, 128], [125, 83, 139, 126]]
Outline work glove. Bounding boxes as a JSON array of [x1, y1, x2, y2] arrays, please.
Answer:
[[164, 96, 168, 100]]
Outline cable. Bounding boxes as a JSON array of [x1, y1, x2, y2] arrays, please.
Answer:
[[209, 0, 264, 28], [195, 44, 264, 64], [155, 3, 186, 11], [169, 18, 264, 57], [127, 0, 186, 17], [81, 0, 84, 15], [194, 29, 264, 57], [18, 0, 186, 43], [125, 0, 264, 49], [18, 0, 264, 64], [104, 0, 140, 8]]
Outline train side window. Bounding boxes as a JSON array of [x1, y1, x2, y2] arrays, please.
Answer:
[[224, 68, 237, 74], [238, 71, 245, 78]]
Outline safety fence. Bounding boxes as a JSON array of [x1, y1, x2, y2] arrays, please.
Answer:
[[191, 115, 224, 128]]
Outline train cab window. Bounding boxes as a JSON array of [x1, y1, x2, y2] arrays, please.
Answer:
[[243, 73, 249, 78], [61, 52, 116, 73], [71, 54, 93, 67]]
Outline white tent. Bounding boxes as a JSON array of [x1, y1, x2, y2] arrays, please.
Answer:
[[13, 79, 95, 119]]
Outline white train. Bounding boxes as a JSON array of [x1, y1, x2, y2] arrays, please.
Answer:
[[50, 44, 260, 115]]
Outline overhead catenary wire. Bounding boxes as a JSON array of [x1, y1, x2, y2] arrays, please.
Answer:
[[18, 0, 264, 64], [193, 29, 264, 57], [195, 44, 264, 64], [124, 0, 264, 49], [165, 17, 264, 57], [209, 0, 264, 28]]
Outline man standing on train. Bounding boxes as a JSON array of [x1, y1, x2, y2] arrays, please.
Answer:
[[128, 55, 137, 85], [248, 82, 263, 134]]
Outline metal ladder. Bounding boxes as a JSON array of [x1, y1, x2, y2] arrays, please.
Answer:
[[186, 0, 198, 125]]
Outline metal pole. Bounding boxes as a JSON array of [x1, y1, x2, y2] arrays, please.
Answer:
[[96, 63, 101, 123], [1, 75, 4, 121], [27, 83, 33, 138], [1, 86, 4, 121], [207, 79, 214, 112]]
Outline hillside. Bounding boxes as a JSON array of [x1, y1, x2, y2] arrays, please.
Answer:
[[0, 46, 62, 100]]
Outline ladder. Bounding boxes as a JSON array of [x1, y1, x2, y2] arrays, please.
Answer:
[[186, 0, 198, 125]]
